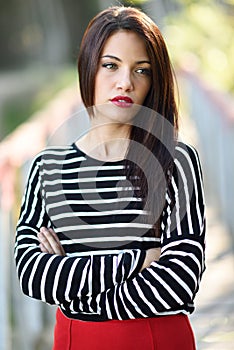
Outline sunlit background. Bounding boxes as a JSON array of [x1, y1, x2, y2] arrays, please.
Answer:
[[0, 0, 233, 349]]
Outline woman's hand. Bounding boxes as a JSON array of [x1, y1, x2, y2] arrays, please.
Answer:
[[38, 227, 66, 256], [140, 247, 161, 272]]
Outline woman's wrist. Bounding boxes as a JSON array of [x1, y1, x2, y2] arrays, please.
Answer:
[[140, 248, 161, 272]]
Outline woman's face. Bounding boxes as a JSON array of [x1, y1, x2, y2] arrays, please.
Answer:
[[93, 30, 152, 124]]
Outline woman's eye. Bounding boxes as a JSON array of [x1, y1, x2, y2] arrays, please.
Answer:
[[136, 67, 152, 76], [102, 63, 117, 70]]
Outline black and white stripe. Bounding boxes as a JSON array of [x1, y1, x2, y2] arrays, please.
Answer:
[[15, 142, 206, 321]]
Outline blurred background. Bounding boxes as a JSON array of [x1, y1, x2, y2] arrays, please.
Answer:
[[0, 0, 233, 349]]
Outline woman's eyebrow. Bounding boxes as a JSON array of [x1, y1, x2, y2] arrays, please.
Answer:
[[136, 60, 151, 65], [101, 55, 151, 65], [101, 55, 121, 62]]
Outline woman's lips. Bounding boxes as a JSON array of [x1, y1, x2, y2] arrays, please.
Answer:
[[110, 95, 133, 107]]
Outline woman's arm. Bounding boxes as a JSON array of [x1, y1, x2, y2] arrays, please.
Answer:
[[37, 227, 161, 271], [62, 143, 206, 319], [14, 153, 147, 306]]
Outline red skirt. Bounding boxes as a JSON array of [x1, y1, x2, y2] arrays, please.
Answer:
[[53, 308, 196, 350]]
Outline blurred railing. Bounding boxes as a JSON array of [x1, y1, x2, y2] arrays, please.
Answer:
[[179, 67, 234, 243], [0, 84, 81, 350]]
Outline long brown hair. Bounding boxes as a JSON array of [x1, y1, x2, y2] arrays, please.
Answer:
[[78, 6, 178, 237]]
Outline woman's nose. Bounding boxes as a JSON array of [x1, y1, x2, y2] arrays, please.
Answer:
[[116, 70, 133, 91]]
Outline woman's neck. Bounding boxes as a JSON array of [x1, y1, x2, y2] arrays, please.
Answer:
[[76, 122, 131, 162]]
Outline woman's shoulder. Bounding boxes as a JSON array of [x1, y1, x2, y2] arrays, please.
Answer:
[[32, 143, 83, 162], [175, 141, 201, 163], [27, 143, 85, 172], [174, 140, 203, 175], [175, 140, 198, 156]]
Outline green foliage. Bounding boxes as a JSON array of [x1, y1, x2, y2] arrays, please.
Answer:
[[164, 1, 234, 93], [122, 0, 149, 3], [118, 0, 150, 8]]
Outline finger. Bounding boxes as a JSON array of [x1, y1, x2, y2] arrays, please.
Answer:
[[47, 228, 66, 256], [48, 228, 62, 244], [39, 242, 50, 253], [38, 231, 54, 254], [41, 228, 58, 254], [42, 227, 61, 246], [40, 228, 65, 256]]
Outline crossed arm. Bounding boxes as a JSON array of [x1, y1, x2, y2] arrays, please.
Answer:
[[38, 226, 161, 271]]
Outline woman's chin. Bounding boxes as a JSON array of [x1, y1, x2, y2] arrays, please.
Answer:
[[92, 103, 141, 125]]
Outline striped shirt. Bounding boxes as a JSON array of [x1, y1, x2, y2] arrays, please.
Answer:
[[14, 141, 206, 321]]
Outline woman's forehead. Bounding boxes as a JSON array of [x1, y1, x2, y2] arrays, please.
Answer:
[[101, 30, 149, 59]]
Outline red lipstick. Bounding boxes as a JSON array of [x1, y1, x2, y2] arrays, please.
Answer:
[[110, 95, 133, 107]]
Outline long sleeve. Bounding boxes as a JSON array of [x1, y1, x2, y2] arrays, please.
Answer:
[[14, 153, 146, 308], [64, 143, 206, 319]]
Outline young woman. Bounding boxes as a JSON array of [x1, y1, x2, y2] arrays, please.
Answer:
[[15, 6, 206, 350]]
